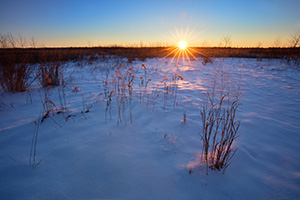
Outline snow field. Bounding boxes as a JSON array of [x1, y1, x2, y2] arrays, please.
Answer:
[[0, 57, 300, 199]]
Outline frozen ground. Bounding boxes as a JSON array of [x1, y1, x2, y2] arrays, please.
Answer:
[[0, 57, 300, 199]]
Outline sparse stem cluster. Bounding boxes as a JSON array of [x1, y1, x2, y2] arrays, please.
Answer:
[[200, 66, 241, 174], [201, 93, 240, 174]]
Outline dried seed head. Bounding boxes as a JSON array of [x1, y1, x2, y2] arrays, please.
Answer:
[[47, 77, 52, 83], [148, 78, 152, 81], [164, 78, 168, 81], [176, 73, 184, 80], [140, 77, 143, 79]]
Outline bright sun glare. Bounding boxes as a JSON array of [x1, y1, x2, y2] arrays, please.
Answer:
[[162, 27, 206, 65], [178, 41, 187, 50]]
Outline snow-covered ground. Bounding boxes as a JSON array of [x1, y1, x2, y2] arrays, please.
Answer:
[[0, 57, 300, 199]]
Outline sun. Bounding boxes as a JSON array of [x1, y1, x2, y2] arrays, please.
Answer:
[[178, 41, 187, 50], [160, 26, 207, 66]]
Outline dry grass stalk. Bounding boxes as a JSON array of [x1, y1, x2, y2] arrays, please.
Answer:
[[105, 90, 114, 122], [57, 74, 68, 119], [29, 117, 41, 166], [163, 78, 169, 110], [127, 68, 135, 124], [173, 72, 184, 107], [39, 51, 61, 88]]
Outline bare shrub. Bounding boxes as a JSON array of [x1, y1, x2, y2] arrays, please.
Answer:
[[221, 35, 232, 48], [0, 61, 32, 92], [200, 64, 241, 174], [289, 30, 300, 48], [285, 30, 300, 67], [0, 34, 38, 92]]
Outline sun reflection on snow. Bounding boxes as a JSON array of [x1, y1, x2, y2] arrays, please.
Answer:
[[177, 153, 205, 173]]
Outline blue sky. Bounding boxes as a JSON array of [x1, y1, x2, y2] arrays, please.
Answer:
[[1, 0, 299, 47]]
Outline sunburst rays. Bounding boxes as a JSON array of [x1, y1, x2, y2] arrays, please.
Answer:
[[160, 26, 208, 66]]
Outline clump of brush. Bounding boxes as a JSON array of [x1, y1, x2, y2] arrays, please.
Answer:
[[39, 51, 61, 88], [200, 65, 241, 174], [111, 64, 138, 125]]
